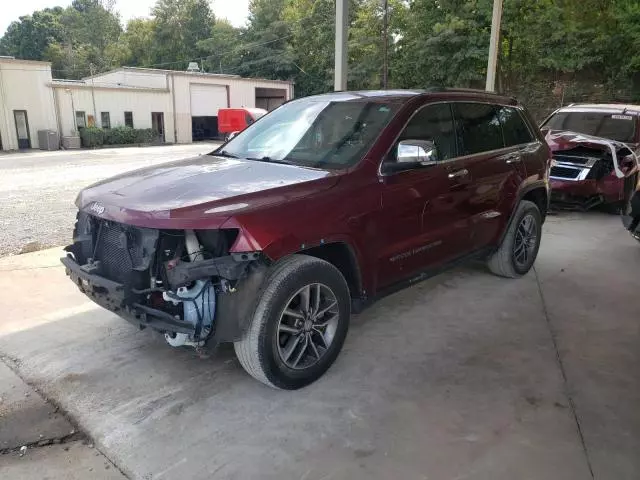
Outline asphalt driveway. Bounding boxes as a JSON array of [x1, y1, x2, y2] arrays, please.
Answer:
[[0, 212, 638, 479]]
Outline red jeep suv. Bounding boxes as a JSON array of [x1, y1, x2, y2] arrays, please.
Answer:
[[62, 89, 550, 389]]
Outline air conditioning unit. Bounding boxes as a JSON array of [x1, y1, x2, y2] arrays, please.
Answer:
[[38, 130, 59, 150], [186, 62, 200, 73]]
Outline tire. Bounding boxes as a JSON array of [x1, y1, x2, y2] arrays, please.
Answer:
[[601, 200, 624, 215], [487, 200, 542, 278], [234, 254, 351, 389]]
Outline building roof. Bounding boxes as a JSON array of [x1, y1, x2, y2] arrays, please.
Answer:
[[83, 66, 293, 86], [49, 79, 169, 92], [0, 56, 52, 67]]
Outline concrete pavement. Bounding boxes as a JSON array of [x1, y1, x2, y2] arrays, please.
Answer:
[[2, 442, 126, 480], [0, 356, 125, 479], [0, 212, 638, 479]]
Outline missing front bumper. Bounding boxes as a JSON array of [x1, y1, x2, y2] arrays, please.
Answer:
[[61, 256, 197, 335]]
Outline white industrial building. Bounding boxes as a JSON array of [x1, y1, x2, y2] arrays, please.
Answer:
[[0, 56, 294, 151]]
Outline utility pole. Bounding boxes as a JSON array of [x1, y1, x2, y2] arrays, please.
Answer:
[[65, 88, 77, 133], [89, 63, 97, 125], [382, 0, 389, 89], [334, 0, 349, 91], [485, 0, 503, 92]]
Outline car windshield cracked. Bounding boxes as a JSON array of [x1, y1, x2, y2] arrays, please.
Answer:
[[217, 97, 400, 170]]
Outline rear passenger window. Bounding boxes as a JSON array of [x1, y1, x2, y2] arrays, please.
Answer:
[[498, 107, 533, 146], [453, 103, 504, 155]]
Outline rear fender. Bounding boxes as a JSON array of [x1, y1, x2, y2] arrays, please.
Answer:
[[497, 181, 548, 246]]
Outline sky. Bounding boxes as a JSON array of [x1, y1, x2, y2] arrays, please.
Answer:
[[1, 0, 250, 36]]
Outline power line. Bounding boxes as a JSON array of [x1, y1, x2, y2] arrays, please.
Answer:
[[0, 2, 336, 80], [135, 2, 332, 70], [140, 33, 296, 69]]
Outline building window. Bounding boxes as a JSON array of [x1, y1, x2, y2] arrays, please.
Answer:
[[124, 111, 133, 128], [75, 111, 87, 129], [101, 112, 111, 129]]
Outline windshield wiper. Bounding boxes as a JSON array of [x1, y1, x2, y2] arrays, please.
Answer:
[[246, 156, 296, 166], [211, 150, 239, 158]]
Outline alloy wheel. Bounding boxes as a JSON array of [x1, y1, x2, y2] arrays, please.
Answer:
[[276, 283, 340, 370], [513, 213, 538, 269]]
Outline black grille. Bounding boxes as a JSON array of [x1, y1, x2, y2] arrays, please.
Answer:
[[95, 221, 141, 283], [551, 166, 581, 179]]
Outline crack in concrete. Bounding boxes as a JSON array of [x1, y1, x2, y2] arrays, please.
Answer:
[[0, 355, 131, 479], [533, 266, 595, 480], [0, 431, 85, 456]]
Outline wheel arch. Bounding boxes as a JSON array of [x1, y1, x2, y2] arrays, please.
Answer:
[[497, 181, 548, 247], [522, 185, 549, 221], [298, 242, 363, 301]]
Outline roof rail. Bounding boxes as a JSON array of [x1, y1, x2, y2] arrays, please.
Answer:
[[430, 87, 519, 104]]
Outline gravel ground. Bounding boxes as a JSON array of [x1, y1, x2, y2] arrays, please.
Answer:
[[0, 143, 219, 257]]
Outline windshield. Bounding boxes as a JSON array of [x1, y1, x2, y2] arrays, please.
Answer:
[[214, 99, 399, 169], [542, 111, 637, 143]]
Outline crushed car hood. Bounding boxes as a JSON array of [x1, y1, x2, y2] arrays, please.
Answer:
[[76, 155, 338, 227], [545, 130, 637, 178]]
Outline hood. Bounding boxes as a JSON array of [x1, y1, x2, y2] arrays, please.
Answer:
[[77, 155, 337, 227], [545, 130, 635, 153], [545, 130, 638, 179]]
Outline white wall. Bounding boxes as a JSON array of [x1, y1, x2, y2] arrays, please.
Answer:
[[122, 70, 167, 89], [171, 73, 293, 143], [0, 60, 57, 150], [53, 86, 175, 143], [229, 78, 293, 109], [0, 63, 293, 150], [90, 69, 168, 89]]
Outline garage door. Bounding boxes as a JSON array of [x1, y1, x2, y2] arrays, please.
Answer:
[[190, 84, 228, 116], [255, 87, 287, 111]]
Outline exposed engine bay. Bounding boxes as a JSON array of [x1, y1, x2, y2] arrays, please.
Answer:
[[62, 212, 264, 348], [546, 131, 638, 210]]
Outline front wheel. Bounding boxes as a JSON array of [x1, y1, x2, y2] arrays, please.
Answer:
[[234, 255, 350, 389], [487, 200, 542, 278]]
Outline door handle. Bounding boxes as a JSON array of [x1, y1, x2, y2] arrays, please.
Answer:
[[505, 154, 522, 164], [448, 169, 469, 179]]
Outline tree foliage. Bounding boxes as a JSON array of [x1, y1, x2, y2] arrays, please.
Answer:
[[2, 0, 640, 108]]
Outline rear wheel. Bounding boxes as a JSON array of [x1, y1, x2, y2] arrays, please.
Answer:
[[234, 255, 350, 389], [601, 200, 624, 215], [488, 200, 542, 278]]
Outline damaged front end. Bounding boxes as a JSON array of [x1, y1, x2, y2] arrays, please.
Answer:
[[61, 212, 267, 347], [546, 131, 638, 210]]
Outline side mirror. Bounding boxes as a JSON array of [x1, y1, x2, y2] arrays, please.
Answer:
[[226, 131, 239, 142], [397, 139, 437, 165], [383, 139, 438, 174]]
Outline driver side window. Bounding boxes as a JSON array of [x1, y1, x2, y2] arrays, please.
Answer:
[[393, 103, 457, 163]]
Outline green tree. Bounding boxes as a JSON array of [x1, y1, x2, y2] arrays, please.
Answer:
[[349, 0, 408, 90], [283, 0, 337, 96], [151, 0, 214, 67], [196, 19, 242, 73], [233, 0, 295, 80], [117, 18, 157, 67], [0, 8, 65, 60]]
